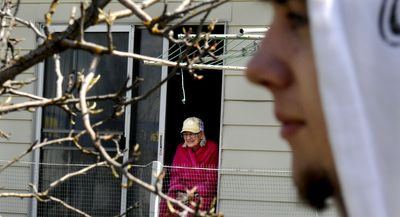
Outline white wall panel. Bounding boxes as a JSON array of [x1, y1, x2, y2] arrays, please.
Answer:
[[0, 110, 33, 120], [9, 27, 36, 50], [0, 143, 32, 161], [220, 150, 291, 169], [222, 125, 289, 151], [0, 165, 31, 191], [17, 1, 232, 24], [219, 200, 338, 217], [223, 101, 278, 126], [0, 192, 29, 215], [231, 2, 273, 26], [0, 120, 32, 144], [224, 75, 273, 101], [219, 174, 297, 202]]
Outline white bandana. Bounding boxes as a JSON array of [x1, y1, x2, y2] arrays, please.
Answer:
[[308, 1, 400, 216]]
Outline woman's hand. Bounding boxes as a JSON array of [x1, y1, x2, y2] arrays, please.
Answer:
[[177, 191, 189, 204]]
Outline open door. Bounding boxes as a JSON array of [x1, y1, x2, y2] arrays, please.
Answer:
[[125, 27, 166, 217], [160, 25, 224, 216], [164, 25, 224, 167]]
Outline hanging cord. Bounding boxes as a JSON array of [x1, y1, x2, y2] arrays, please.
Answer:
[[153, 35, 261, 106], [157, 42, 187, 104], [174, 39, 259, 106], [180, 67, 186, 104], [178, 45, 186, 104]]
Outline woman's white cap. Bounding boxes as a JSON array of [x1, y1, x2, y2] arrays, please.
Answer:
[[181, 117, 204, 133]]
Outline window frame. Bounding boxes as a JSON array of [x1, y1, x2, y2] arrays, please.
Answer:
[[32, 24, 135, 217], [31, 23, 225, 217]]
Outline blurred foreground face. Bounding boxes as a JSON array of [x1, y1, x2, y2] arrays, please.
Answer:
[[246, 0, 343, 212]]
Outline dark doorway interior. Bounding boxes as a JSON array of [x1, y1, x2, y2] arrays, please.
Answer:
[[164, 25, 224, 166]]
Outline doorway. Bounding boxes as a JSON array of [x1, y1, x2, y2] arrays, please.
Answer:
[[163, 25, 224, 166]]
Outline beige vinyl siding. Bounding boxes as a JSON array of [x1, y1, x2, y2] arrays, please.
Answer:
[[0, 3, 43, 217], [221, 150, 291, 169], [0, 95, 33, 217], [219, 1, 339, 216], [0, 196, 30, 216], [219, 2, 335, 216], [220, 200, 338, 217], [0, 106, 34, 217], [0, 164, 31, 216], [0, 120, 33, 144], [230, 1, 274, 27], [15, 1, 232, 25], [222, 125, 289, 151], [219, 74, 340, 216], [223, 100, 278, 126], [224, 75, 273, 101]]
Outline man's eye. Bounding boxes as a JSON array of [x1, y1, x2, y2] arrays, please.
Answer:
[[287, 11, 308, 28]]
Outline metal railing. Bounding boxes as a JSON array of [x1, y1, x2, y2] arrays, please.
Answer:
[[0, 160, 339, 217]]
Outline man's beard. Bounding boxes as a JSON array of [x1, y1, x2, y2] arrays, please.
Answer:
[[297, 169, 335, 210]]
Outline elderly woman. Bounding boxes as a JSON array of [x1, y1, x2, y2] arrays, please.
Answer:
[[160, 117, 219, 216]]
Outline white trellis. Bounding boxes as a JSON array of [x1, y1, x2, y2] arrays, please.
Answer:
[[143, 28, 269, 71]]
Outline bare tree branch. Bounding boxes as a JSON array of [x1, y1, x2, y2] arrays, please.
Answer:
[[118, 0, 152, 22], [0, 0, 111, 85], [0, 1, 229, 216]]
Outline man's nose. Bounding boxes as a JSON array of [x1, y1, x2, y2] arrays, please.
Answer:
[[246, 33, 292, 90]]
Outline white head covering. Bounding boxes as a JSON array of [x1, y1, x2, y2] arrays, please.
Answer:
[[181, 117, 204, 133], [308, 1, 400, 217]]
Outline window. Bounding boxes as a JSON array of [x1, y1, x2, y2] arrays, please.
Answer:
[[35, 24, 224, 217], [38, 31, 129, 217]]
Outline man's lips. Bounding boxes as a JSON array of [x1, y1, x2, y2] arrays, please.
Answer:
[[276, 113, 305, 139], [280, 121, 305, 138]]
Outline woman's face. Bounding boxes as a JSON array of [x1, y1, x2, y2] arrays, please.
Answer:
[[182, 131, 203, 151], [246, 0, 343, 211]]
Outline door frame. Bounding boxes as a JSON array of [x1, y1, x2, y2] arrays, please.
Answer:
[[31, 24, 170, 217]]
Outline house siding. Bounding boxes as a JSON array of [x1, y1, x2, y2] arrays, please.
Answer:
[[0, 74, 34, 217], [219, 1, 339, 216]]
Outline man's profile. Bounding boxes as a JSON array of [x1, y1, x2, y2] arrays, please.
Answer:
[[247, 1, 400, 217]]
